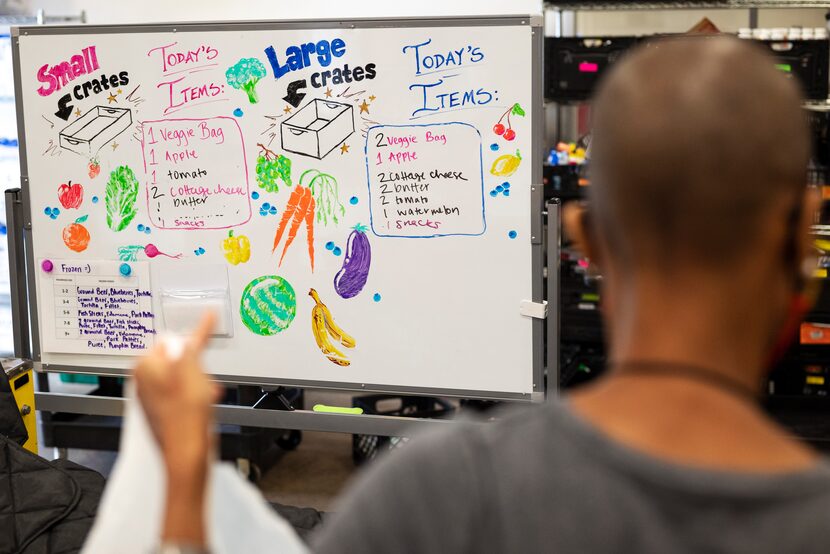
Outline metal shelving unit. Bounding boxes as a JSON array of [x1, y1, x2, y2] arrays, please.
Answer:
[[546, 1, 830, 10]]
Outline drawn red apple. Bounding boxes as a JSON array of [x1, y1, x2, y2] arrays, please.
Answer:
[[57, 180, 84, 209]]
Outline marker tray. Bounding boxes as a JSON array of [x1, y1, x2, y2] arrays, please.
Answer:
[[281, 98, 354, 159], [59, 105, 132, 157], [351, 395, 454, 466]]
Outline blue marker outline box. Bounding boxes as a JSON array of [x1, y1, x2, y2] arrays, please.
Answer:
[[364, 122, 486, 239]]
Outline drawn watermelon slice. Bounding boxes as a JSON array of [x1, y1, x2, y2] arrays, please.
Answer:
[[240, 275, 297, 336]]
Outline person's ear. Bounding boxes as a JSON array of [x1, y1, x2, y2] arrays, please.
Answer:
[[796, 187, 821, 279], [563, 201, 598, 263]]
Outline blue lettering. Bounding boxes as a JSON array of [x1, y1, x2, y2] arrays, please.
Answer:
[[402, 39, 432, 75], [265, 39, 348, 79], [264, 45, 291, 79], [409, 80, 443, 117]]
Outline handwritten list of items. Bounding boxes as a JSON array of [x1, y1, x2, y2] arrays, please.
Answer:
[[141, 117, 251, 230], [42, 260, 155, 355], [366, 123, 485, 238]]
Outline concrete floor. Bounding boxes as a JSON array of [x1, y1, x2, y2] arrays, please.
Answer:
[[59, 390, 361, 512]]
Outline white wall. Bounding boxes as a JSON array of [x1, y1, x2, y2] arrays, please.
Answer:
[[575, 8, 827, 36], [21, 0, 828, 33], [25, 0, 543, 23]]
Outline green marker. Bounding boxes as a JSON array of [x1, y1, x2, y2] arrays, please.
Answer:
[[313, 404, 364, 415], [775, 63, 792, 73]]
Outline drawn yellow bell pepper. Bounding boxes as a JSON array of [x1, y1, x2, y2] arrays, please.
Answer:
[[222, 230, 250, 265], [491, 149, 522, 177]]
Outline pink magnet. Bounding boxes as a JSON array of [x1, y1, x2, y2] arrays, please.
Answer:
[[41, 259, 54, 272]]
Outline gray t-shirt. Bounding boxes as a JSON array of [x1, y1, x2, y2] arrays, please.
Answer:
[[312, 401, 830, 553]]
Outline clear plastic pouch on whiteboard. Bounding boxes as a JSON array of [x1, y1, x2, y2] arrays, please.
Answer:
[[161, 289, 233, 338]]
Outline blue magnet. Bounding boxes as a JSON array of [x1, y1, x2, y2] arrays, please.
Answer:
[[119, 263, 132, 277], [41, 259, 53, 273]]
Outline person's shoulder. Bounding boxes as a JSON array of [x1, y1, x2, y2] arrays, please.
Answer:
[[402, 400, 563, 459]]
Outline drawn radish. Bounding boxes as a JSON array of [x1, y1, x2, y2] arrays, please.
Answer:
[[144, 243, 182, 259], [334, 224, 371, 299]]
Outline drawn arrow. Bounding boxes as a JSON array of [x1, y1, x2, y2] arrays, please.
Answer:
[[283, 79, 307, 108], [55, 94, 74, 121]]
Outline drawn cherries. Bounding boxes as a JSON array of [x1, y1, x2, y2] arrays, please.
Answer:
[[492, 103, 526, 142]]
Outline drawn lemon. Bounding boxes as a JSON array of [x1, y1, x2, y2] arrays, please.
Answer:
[[490, 149, 522, 177], [240, 275, 296, 336]]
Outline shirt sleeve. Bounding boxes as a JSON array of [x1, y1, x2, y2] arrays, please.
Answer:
[[310, 422, 488, 554]]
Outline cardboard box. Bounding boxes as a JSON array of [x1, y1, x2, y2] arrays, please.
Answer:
[[281, 99, 354, 159]]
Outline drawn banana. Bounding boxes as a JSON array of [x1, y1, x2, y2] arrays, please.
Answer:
[[309, 288, 355, 366]]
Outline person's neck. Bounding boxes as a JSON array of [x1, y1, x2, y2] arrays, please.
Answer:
[[569, 269, 818, 473], [607, 271, 770, 392]]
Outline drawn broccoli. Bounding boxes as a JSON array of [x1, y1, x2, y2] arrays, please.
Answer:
[[225, 58, 268, 104]]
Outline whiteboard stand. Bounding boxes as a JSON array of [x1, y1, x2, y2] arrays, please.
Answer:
[[546, 199, 561, 394], [7, 191, 559, 436], [8, 15, 553, 436]]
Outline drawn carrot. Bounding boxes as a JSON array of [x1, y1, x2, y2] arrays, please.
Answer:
[[305, 197, 316, 272], [280, 187, 312, 265], [273, 186, 304, 253], [273, 185, 316, 270]]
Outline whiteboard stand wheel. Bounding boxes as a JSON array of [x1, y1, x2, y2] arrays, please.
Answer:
[[248, 463, 262, 484], [276, 430, 302, 451], [236, 457, 251, 479]]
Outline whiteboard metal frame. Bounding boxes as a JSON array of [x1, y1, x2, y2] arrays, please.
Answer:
[[10, 15, 548, 404]]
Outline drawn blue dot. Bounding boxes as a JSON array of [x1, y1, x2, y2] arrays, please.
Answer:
[[200, 247, 206, 254], [269, 206, 277, 215], [502, 182, 510, 189], [373, 293, 382, 302], [262, 202, 270, 210], [508, 230, 518, 239], [495, 185, 504, 192], [490, 143, 499, 151], [325, 241, 335, 251], [489, 190, 498, 197], [44, 207, 51, 215], [349, 196, 359, 205], [251, 191, 260, 200], [233, 108, 243, 117], [144, 227, 151, 234], [50, 213, 57, 220], [92, 196, 99, 204], [137, 224, 145, 232], [333, 246, 342, 256], [259, 208, 267, 216], [53, 207, 60, 216]]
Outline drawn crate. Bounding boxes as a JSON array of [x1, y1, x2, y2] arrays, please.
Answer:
[[59, 106, 132, 157], [281, 99, 354, 159]]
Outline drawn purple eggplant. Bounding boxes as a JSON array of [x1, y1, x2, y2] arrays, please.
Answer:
[[334, 223, 371, 299]]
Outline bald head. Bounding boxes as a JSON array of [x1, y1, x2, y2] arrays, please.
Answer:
[[589, 36, 810, 270]]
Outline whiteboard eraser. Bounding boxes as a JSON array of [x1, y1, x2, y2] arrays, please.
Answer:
[[519, 300, 548, 320]]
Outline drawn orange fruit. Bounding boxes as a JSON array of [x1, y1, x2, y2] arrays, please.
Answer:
[[63, 215, 90, 252]]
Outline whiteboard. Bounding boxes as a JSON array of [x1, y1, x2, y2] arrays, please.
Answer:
[[12, 17, 544, 399]]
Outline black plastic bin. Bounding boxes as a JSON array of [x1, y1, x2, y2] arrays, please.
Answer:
[[351, 395, 455, 466]]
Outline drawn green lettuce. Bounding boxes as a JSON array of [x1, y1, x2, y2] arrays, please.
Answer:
[[105, 165, 139, 232]]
